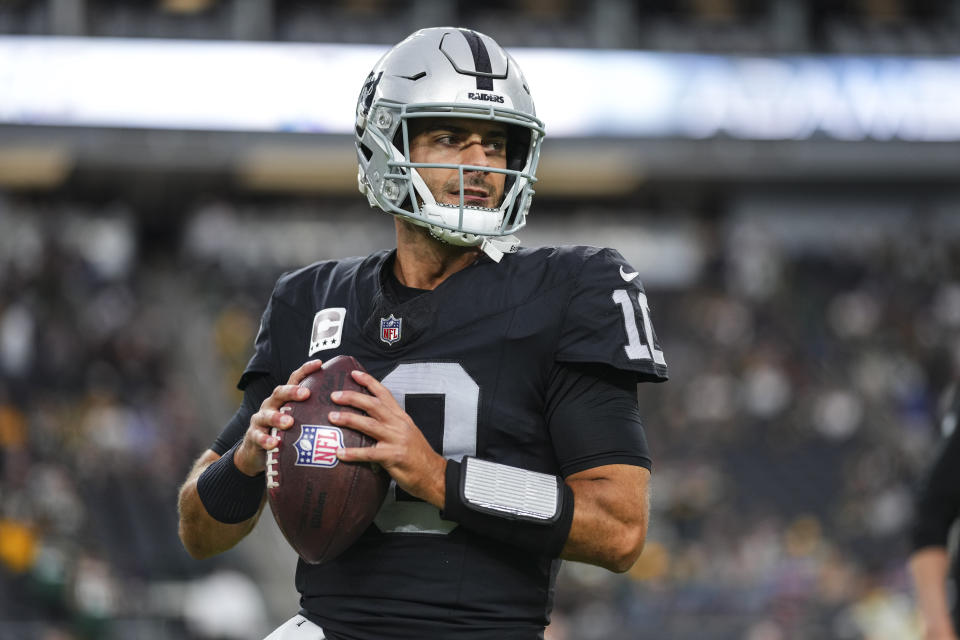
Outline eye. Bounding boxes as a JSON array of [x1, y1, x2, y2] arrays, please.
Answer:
[[485, 140, 507, 154]]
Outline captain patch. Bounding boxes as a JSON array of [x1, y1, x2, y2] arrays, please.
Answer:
[[309, 307, 346, 355]]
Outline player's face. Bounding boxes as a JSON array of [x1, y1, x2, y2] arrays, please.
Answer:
[[408, 118, 508, 210]]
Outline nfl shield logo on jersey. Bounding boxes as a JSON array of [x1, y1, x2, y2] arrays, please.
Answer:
[[295, 425, 343, 468], [380, 314, 402, 345]]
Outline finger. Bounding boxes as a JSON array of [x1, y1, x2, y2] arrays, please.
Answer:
[[288, 359, 324, 385], [330, 389, 382, 414], [239, 424, 279, 462], [253, 428, 280, 450], [328, 410, 389, 441], [337, 445, 379, 464], [350, 369, 392, 399], [256, 406, 295, 431], [264, 384, 310, 409]]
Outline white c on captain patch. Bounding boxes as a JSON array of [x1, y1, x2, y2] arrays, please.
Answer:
[[309, 307, 346, 355]]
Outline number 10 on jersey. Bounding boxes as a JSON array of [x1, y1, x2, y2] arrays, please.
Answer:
[[613, 289, 666, 365]]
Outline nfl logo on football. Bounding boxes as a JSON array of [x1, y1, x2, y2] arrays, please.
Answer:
[[295, 425, 343, 468], [380, 314, 402, 345]]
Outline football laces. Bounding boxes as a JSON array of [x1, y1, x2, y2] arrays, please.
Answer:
[[265, 411, 285, 490]]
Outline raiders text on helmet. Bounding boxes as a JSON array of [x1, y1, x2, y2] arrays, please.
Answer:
[[354, 28, 545, 261]]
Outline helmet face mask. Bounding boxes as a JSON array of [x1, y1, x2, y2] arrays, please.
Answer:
[[355, 28, 545, 257]]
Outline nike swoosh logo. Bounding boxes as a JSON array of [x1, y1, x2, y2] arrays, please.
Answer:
[[619, 266, 639, 282]]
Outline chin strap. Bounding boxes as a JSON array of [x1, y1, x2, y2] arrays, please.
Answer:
[[480, 235, 520, 263]]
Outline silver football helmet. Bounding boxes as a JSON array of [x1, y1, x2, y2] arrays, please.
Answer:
[[355, 27, 545, 261]]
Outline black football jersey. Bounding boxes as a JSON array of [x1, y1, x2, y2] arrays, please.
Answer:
[[912, 383, 960, 631], [234, 245, 667, 639]]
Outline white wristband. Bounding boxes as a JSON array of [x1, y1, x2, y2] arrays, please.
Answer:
[[461, 456, 562, 523]]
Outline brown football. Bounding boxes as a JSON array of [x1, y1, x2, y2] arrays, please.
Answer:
[[265, 355, 389, 564]]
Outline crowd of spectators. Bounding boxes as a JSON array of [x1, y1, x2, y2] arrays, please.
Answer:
[[0, 193, 957, 639], [2, 0, 960, 55], [0, 197, 271, 639]]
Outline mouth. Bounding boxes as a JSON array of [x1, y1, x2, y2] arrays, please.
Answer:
[[451, 188, 491, 207]]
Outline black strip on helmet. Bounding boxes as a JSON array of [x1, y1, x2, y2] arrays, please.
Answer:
[[459, 29, 494, 91]]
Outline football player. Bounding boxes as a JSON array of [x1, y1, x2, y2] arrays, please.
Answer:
[[910, 382, 960, 640], [178, 27, 668, 640]]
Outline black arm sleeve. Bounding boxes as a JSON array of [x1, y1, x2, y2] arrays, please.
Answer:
[[545, 362, 651, 478], [211, 374, 278, 455], [912, 423, 960, 551]]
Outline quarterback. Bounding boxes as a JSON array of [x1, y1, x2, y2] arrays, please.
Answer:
[[178, 27, 668, 640]]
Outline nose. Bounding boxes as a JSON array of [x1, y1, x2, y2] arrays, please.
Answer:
[[460, 136, 490, 171]]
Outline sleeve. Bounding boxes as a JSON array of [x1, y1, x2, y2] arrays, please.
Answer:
[[210, 283, 286, 454], [546, 361, 651, 478], [912, 395, 960, 551], [556, 247, 668, 383], [210, 374, 277, 455], [238, 288, 281, 391]]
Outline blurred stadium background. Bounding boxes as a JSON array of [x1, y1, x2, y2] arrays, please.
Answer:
[[2, 0, 960, 638]]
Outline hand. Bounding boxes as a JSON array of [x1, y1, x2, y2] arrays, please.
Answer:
[[330, 369, 447, 508], [234, 359, 325, 476]]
